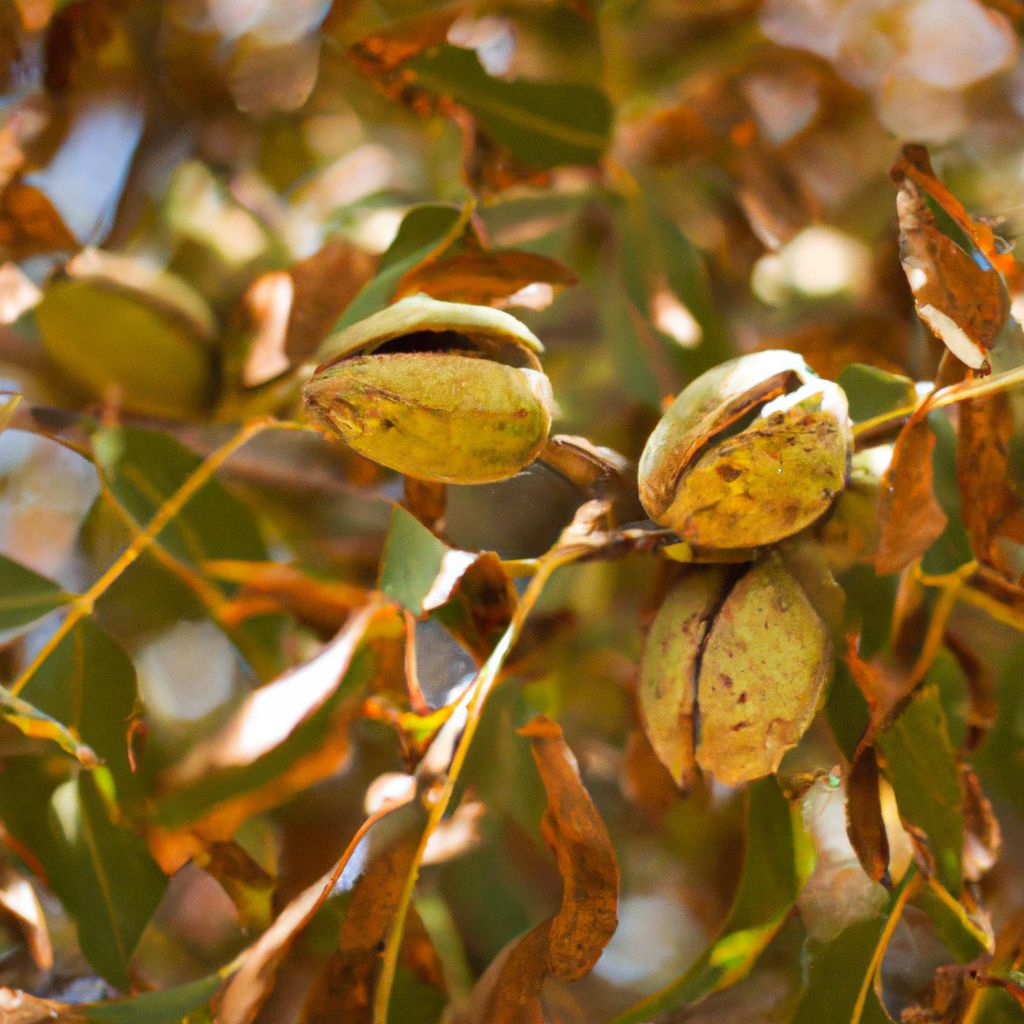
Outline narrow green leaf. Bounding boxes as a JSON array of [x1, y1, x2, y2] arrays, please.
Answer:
[[913, 878, 991, 963], [789, 916, 890, 1024], [379, 505, 450, 615], [332, 204, 464, 332], [82, 973, 222, 1023], [837, 365, 917, 424], [69, 772, 168, 989], [0, 553, 71, 635], [0, 683, 99, 765], [611, 779, 806, 1024], [19, 619, 138, 795], [0, 761, 167, 990], [921, 411, 973, 575], [407, 45, 612, 168], [878, 686, 963, 894], [94, 426, 267, 569]]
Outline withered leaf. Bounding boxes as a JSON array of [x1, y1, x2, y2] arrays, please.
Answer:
[[876, 415, 948, 574], [697, 555, 832, 784], [218, 802, 424, 1024], [522, 715, 619, 981], [195, 840, 275, 932], [845, 745, 891, 884], [464, 717, 618, 1022], [894, 170, 1008, 370], [0, 179, 77, 260], [395, 248, 578, 308], [957, 393, 1024, 577], [0, 862, 52, 970], [299, 828, 424, 1024], [960, 763, 1001, 882]]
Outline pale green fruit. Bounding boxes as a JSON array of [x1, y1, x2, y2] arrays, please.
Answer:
[[304, 352, 553, 484], [638, 351, 851, 550]]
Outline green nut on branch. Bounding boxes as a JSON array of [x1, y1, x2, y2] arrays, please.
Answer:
[[303, 295, 554, 484], [638, 351, 853, 550], [640, 555, 832, 786]]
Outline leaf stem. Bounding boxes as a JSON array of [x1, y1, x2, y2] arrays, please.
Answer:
[[372, 546, 583, 1024], [9, 417, 280, 697]]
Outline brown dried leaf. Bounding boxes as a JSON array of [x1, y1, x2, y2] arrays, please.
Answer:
[[0, 179, 77, 260], [299, 827, 422, 1024], [539, 434, 631, 494], [957, 393, 1024, 577], [464, 717, 618, 1023], [960, 763, 1001, 882], [0, 988, 82, 1024], [195, 840, 275, 932], [218, 802, 422, 1024], [845, 746, 890, 884], [875, 415, 948, 574], [894, 172, 1008, 370], [395, 249, 577, 308], [204, 559, 369, 638], [520, 715, 619, 981], [0, 862, 52, 970], [893, 144, 1016, 278]]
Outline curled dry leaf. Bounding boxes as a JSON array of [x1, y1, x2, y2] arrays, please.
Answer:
[[0, 862, 52, 970], [876, 414, 948, 574], [956, 393, 1024, 577], [462, 716, 619, 1022], [638, 350, 851, 550], [395, 248, 578, 308], [892, 146, 1009, 370], [0, 179, 77, 260], [642, 555, 832, 787], [845, 745, 891, 884]]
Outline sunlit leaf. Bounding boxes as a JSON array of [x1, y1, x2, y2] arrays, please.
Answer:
[[18, 619, 138, 794], [611, 778, 807, 1024], [878, 685, 963, 894], [406, 45, 612, 169], [875, 416, 948, 574], [0, 554, 70, 636], [0, 685, 99, 766], [334, 205, 465, 331], [35, 257, 214, 418], [846, 746, 891, 885]]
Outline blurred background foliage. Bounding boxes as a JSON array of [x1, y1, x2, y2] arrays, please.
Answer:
[[3, 0, 1024, 1021]]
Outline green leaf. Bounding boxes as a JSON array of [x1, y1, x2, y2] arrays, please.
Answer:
[[19, 619, 139, 795], [407, 45, 612, 168], [0, 392, 21, 431], [878, 686, 963, 894], [974, 641, 1024, 813], [921, 411, 972, 575], [333, 205, 464, 332], [92, 426, 279, 677], [155, 643, 376, 827], [379, 505, 455, 616], [94, 426, 267, 569], [82, 973, 221, 1023], [611, 778, 807, 1023], [0, 554, 71, 635], [0, 761, 166, 990], [788, 916, 890, 1024], [68, 772, 168, 990], [0, 683, 99, 765], [913, 878, 991, 963], [837, 365, 917, 424], [35, 276, 214, 419]]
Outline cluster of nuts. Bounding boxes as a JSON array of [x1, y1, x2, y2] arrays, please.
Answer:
[[304, 300, 853, 786]]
